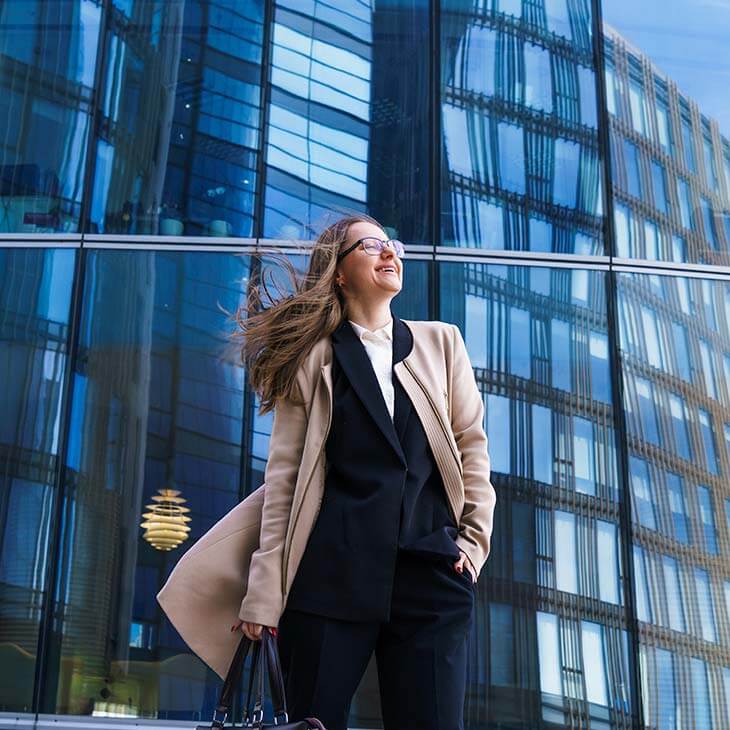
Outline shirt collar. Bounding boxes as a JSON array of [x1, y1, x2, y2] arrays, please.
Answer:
[[348, 317, 393, 342]]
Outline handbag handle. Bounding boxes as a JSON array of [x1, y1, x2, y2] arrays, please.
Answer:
[[211, 633, 254, 727], [212, 628, 290, 728], [245, 629, 290, 727]]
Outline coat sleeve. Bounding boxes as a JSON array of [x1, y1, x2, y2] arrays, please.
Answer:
[[449, 323, 497, 578], [238, 365, 312, 627]]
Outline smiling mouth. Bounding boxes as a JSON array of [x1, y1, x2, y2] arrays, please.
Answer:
[[376, 267, 398, 275]]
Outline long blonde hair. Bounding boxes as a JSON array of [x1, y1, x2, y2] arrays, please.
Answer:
[[229, 213, 385, 415]]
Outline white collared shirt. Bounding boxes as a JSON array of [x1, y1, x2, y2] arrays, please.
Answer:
[[348, 318, 395, 421]]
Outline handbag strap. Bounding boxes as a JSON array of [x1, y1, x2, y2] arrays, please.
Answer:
[[262, 629, 289, 722], [213, 629, 290, 729], [242, 639, 262, 726], [212, 634, 253, 727]]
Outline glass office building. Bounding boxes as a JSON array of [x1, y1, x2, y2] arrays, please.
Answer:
[[1, 0, 729, 727]]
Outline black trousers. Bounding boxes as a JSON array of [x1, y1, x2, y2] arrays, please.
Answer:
[[277, 549, 475, 730]]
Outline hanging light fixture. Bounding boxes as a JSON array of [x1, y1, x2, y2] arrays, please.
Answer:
[[140, 487, 191, 551]]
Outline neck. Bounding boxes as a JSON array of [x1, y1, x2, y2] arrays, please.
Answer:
[[346, 301, 393, 331]]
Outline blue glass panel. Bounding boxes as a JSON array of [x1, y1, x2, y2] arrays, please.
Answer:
[[90, 1, 264, 235], [264, 1, 430, 243], [0, 248, 76, 711], [0, 3, 100, 233], [49, 250, 251, 716], [604, 2, 730, 264], [442, 2, 603, 253]]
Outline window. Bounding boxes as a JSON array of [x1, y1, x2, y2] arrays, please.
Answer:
[[633, 546, 651, 622], [623, 138, 642, 197], [555, 510, 578, 593], [573, 417, 596, 495], [629, 80, 647, 135], [666, 472, 689, 544], [698, 409, 719, 476], [551, 318, 571, 391], [487, 394, 510, 474], [669, 393, 692, 461], [677, 178, 692, 229], [498, 122, 525, 193], [596, 520, 620, 604], [650, 160, 667, 213], [641, 305, 662, 369], [630, 455, 657, 530], [699, 340, 717, 399], [510, 306, 531, 377], [700, 197, 717, 248], [697, 485, 718, 554], [694, 569, 717, 642], [670, 322, 691, 382], [537, 612, 562, 696], [655, 97, 671, 152], [524, 42, 552, 112], [662, 555, 685, 632], [581, 622, 609, 706], [554, 137, 580, 206], [490, 603, 515, 687], [532, 404, 553, 485], [703, 136, 718, 191], [690, 658, 712, 728], [681, 115, 695, 173], [636, 377, 660, 445], [605, 66, 617, 116], [589, 331, 610, 403]]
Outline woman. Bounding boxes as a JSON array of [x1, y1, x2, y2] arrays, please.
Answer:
[[230, 213, 496, 730]]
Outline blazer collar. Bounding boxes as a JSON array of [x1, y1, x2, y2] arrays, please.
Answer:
[[330, 313, 413, 466]]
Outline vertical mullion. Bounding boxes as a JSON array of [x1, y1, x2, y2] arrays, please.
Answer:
[[592, 0, 645, 725], [431, 0, 441, 321]]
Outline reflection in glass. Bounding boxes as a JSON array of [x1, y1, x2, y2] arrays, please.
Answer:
[[0, 248, 76, 710], [440, 261, 628, 726], [617, 272, 730, 725], [604, 4, 730, 264], [89, 1, 264, 236], [263, 0, 430, 243], [0, 3, 100, 233], [43, 250, 250, 716], [441, 1, 604, 252]]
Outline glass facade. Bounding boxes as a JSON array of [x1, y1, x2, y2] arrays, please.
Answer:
[[2, 1, 730, 728]]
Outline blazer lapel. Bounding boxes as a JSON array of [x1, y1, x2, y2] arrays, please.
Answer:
[[331, 317, 407, 467], [392, 316, 414, 442]]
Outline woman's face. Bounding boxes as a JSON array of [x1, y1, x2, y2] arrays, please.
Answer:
[[335, 221, 403, 300]]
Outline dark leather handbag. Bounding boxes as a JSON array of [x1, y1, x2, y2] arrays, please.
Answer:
[[197, 627, 326, 730]]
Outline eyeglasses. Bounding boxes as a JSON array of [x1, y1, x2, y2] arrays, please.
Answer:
[[337, 237, 405, 261]]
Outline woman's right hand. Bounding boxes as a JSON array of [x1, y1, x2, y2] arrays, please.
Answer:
[[231, 618, 269, 641]]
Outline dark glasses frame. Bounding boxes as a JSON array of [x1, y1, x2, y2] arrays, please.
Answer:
[[337, 237, 405, 261]]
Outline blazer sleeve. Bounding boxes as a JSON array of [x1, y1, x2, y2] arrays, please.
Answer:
[[449, 323, 497, 577], [238, 365, 312, 628]]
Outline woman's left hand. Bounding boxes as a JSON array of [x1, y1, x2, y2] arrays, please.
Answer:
[[453, 550, 477, 583]]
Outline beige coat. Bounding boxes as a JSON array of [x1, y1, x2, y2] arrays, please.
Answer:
[[157, 319, 496, 679]]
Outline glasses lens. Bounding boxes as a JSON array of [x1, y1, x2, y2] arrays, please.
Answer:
[[361, 238, 381, 254], [391, 239, 405, 257], [361, 238, 405, 256]]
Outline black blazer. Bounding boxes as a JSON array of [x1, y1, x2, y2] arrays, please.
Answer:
[[284, 315, 461, 622]]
